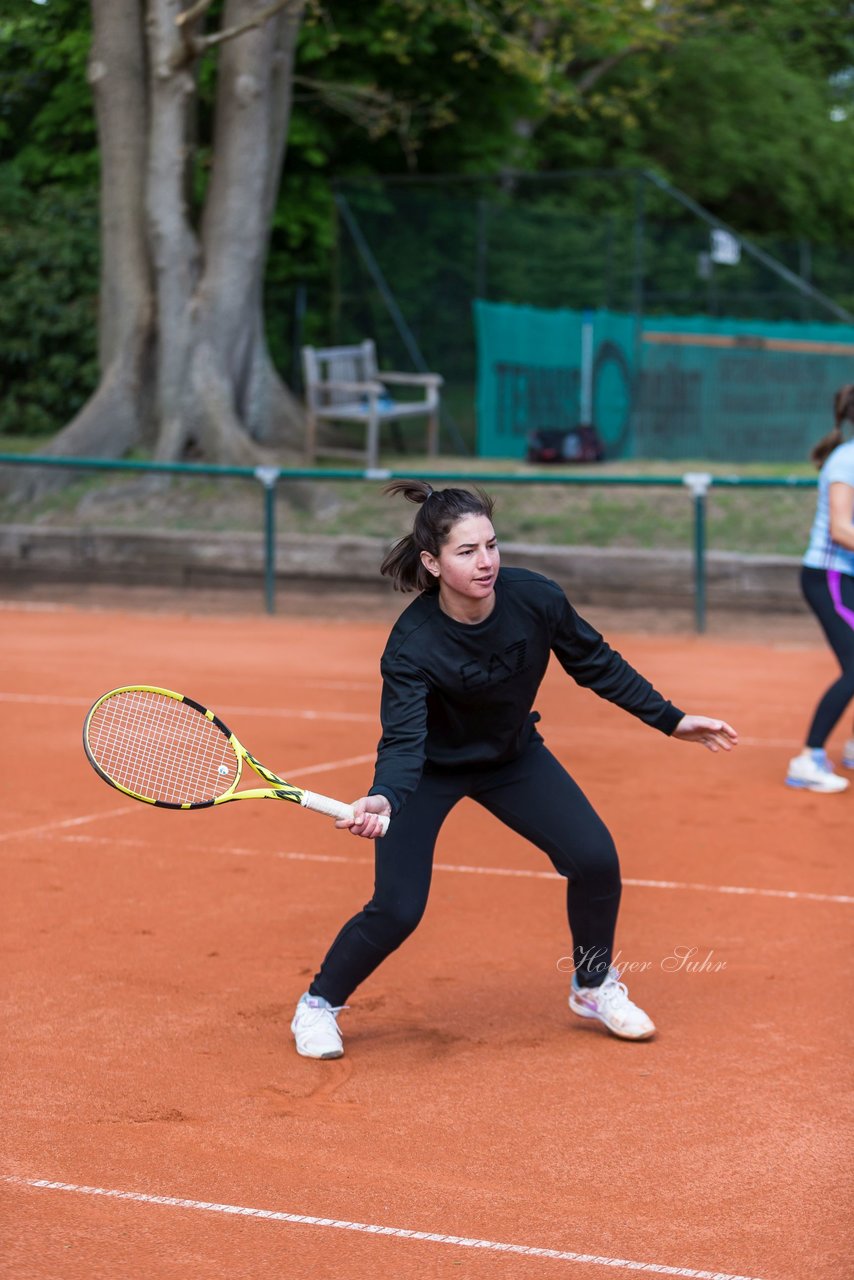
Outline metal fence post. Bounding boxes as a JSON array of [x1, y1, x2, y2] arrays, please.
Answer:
[[254, 466, 281, 615], [683, 472, 712, 634]]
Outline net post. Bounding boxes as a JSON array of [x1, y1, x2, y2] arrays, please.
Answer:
[[683, 472, 712, 634], [254, 467, 280, 615]]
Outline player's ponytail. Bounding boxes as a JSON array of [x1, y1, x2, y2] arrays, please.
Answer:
[[811, 383, 854, 468], [380, 479, 496, 592]]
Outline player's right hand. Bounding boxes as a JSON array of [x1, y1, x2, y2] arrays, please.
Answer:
[[336, 794, 392, 839]]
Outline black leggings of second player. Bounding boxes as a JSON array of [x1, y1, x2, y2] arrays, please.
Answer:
[[802, 566, 854, 747], [309, 737, 622, 1008]]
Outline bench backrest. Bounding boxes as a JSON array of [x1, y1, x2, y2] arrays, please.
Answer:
[[302, 340, 378, 409]]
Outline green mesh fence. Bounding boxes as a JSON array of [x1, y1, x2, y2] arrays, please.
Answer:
[[333, 174, 854, 462]]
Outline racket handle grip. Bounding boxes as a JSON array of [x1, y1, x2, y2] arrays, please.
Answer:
[[300, 789, 390, 836]]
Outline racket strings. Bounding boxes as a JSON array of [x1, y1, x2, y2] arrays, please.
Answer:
[[87, 690, 237, 805]]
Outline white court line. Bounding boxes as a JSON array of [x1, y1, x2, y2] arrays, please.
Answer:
[[0, 691, 377, 724], [298, 678, 376, 692], [282, 752, 375, 778], [0, 693, 94, 708], [546, 729, 803, 751], [0, 754, 373, 847], [0, 693, 818, 747], [622, 877, 853, 905], [54, 835, 853, 905], [1, 1176, 768, 1280], [282, 853, 854, 906], [0, 601, 69, 612], [0, 806, 134, 845]]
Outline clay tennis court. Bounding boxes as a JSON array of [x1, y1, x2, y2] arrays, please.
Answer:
[[1, 592, 851, 1280]]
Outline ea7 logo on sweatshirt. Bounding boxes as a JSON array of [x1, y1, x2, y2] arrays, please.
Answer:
[[459, 639, 528, 690]]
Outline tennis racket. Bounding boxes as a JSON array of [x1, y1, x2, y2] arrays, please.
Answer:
[[82, 685, 390, 834]]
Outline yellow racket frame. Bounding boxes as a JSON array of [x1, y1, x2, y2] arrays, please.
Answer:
[[83, 685, 389, 833]]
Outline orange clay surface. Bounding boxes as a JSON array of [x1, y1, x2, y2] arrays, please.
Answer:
[[1, 595, 851, 1280]]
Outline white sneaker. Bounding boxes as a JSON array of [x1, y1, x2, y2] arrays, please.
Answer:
[[785, 749, 849, 794], [569, 967, 656, 1041], [290, 992, 346, 1059], [842, 739, 854, 771]]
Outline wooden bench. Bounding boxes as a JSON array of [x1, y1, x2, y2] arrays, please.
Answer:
[[302, 340, 443, 470]]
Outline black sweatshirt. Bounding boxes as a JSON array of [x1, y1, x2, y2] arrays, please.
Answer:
[[368, 567, 684, 816]]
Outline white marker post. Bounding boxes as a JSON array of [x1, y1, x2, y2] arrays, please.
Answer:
[[580, 309, 594, 427]]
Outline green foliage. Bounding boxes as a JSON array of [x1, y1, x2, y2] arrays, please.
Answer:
[[528, 1, 854, 244], [0, 1, 96, 188], [0, 171, 99, 435], [289, 0, 854, 244], [292, 0, 707, 175], [623, 12, 854, 242], [277, 0, 707, 355], [0, 0, 852, 439]]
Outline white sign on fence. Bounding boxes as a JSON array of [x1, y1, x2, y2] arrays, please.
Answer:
[[710, 229, 741, 265]]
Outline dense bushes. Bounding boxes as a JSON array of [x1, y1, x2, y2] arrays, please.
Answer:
[[0, 177, 99, 435]]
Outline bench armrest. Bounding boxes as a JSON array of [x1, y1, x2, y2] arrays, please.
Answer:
[[313, 380, 385, 395], [379, 372, 444, 387]]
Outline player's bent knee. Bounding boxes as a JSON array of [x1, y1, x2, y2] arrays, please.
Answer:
[[369, 901, 428, 949], [568, 829, 620, 883]]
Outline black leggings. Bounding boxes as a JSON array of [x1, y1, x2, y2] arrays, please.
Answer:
[[310, 737, 622, 1006], [801, 567, 854, 748]]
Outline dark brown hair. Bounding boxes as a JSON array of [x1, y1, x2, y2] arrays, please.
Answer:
[[380, 480, 496, 592], [811, 383, 854, 468]]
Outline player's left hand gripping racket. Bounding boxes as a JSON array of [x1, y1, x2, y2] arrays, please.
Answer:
[[83, 685, 390, 834]]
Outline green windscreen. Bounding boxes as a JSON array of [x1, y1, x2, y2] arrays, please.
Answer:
[[474, 301, 854, 461]]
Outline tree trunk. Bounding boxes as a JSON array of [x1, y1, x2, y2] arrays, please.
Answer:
[[29, 0, 306, 485], [21, 0, 152, 483], [168, 0, 305, 460]]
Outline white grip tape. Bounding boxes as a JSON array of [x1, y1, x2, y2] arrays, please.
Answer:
[[300, 789, 390, 836]]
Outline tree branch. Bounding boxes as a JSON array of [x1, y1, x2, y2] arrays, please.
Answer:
[[192, 0, 301, 52], [293, 74, 451, 153], [575, 48, 637, 96], [293, 75, 397, 135], [175, 0, 216, 28]]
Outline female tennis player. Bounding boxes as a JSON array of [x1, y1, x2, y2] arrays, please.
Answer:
[[291, 481, 738, 1058], [786, 383, 854, 794]]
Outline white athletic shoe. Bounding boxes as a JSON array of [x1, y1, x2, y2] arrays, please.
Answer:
[[842, 739, 854, 771], [569, 967, 656, 1041], [290, 992, 346, 1059], [785, 749, 849, 794]]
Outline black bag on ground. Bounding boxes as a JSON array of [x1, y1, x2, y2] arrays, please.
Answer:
[[526, 426, 604, 464]]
